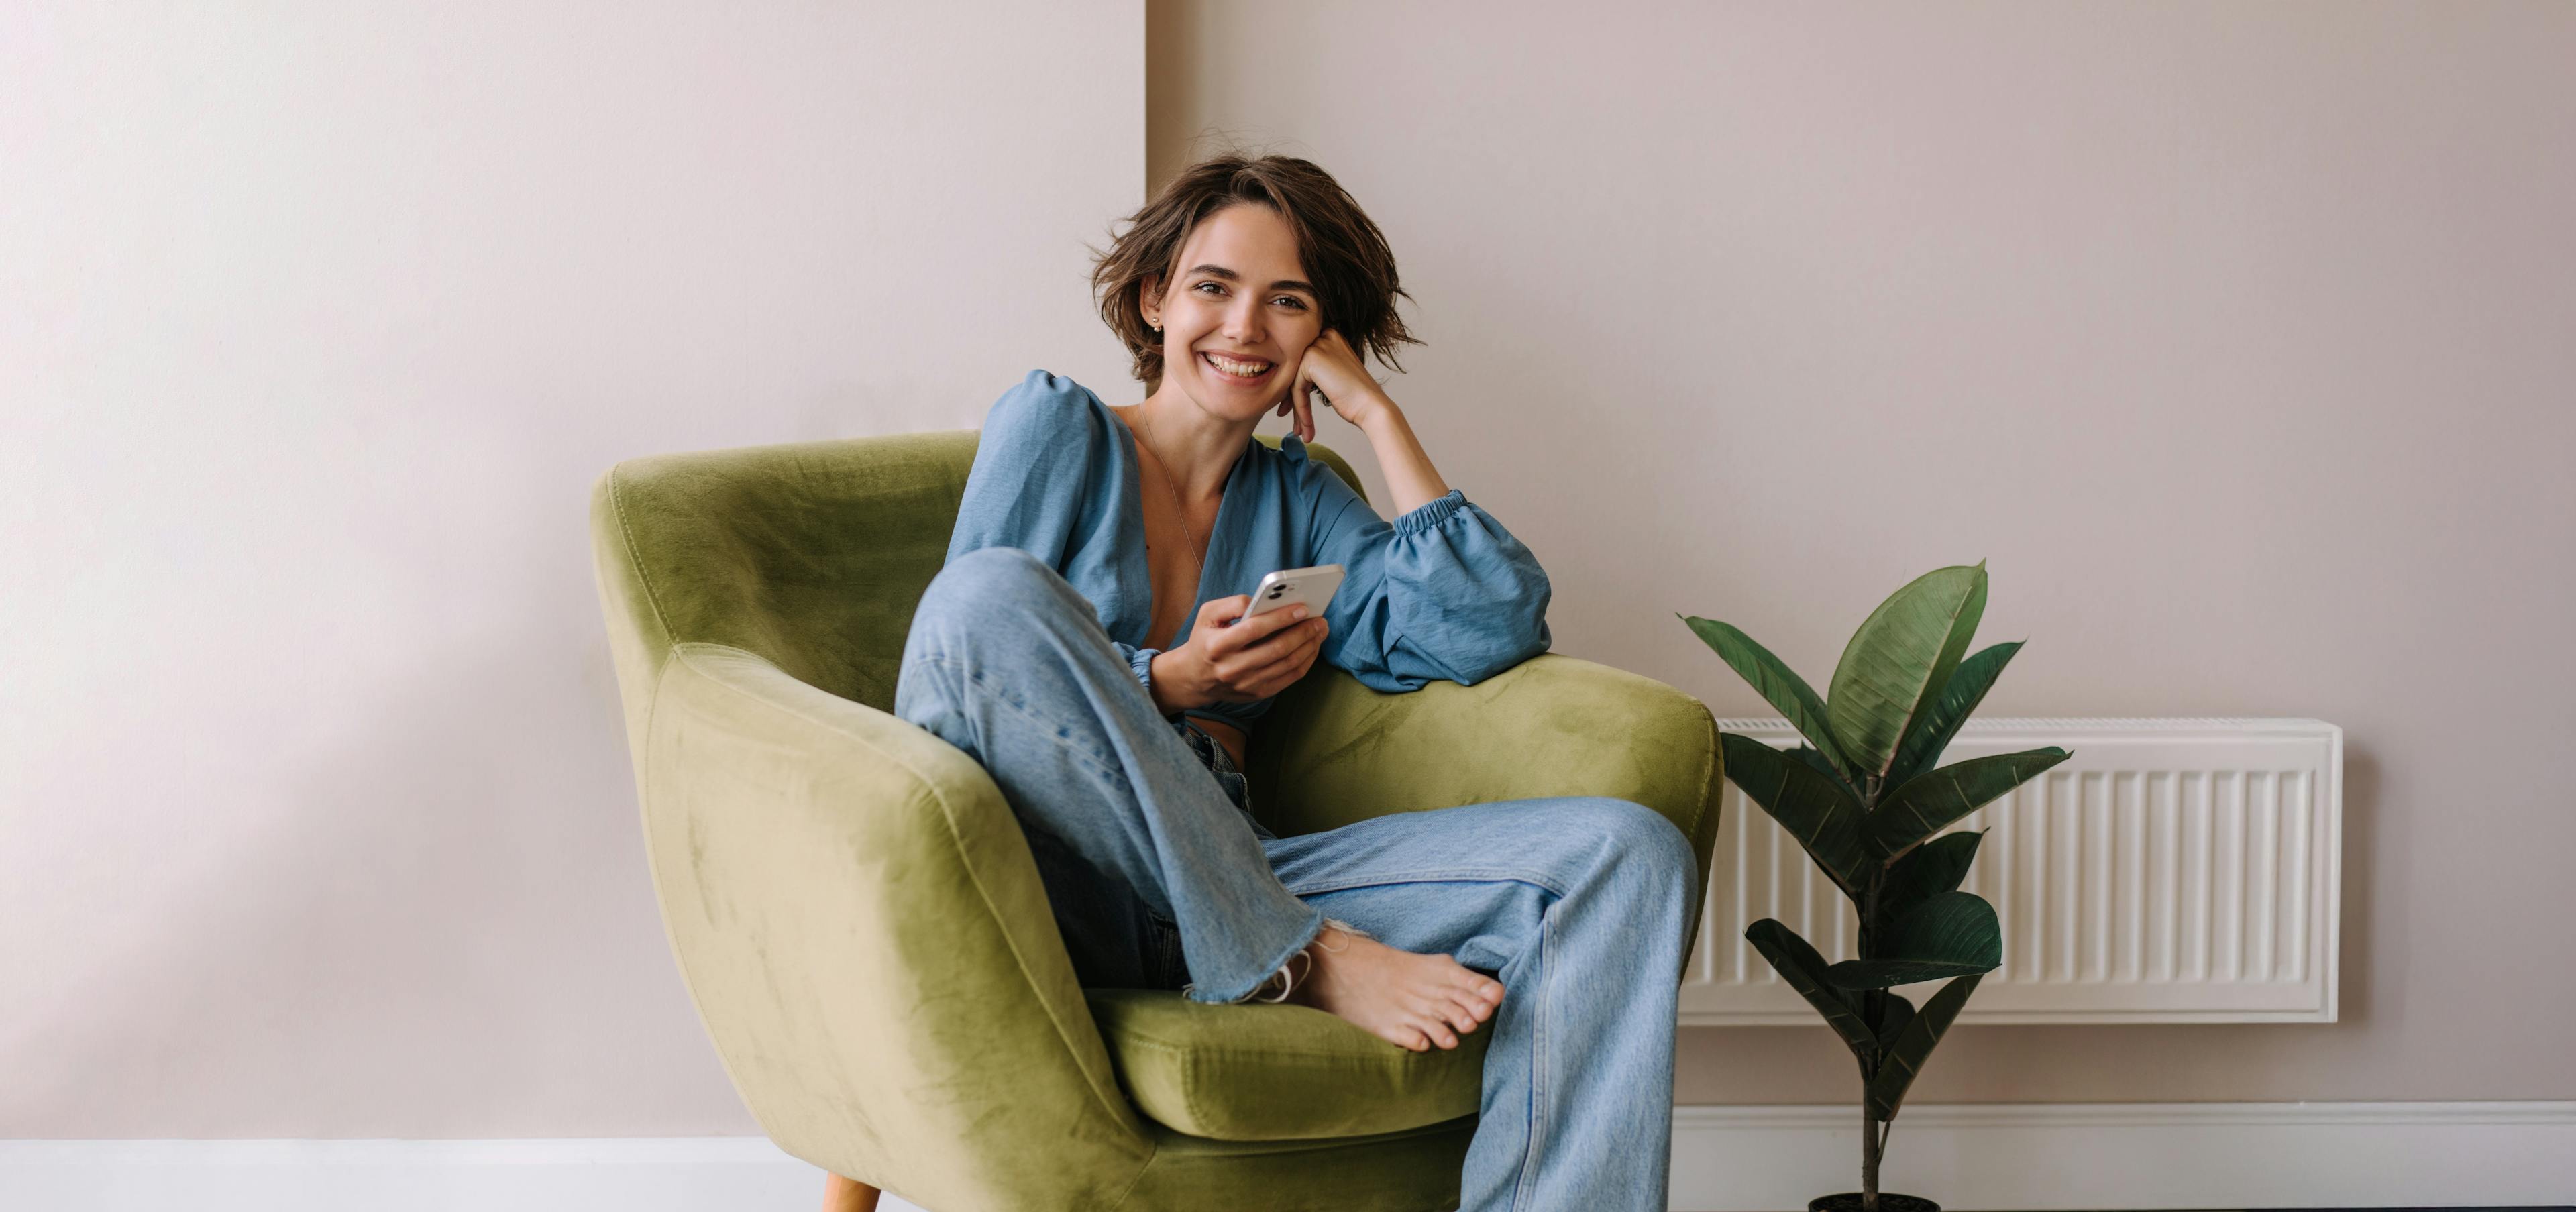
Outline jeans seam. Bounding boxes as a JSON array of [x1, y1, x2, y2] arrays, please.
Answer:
[[1511, 901, 1557, 1212], [1282, 870, 1572, 899]]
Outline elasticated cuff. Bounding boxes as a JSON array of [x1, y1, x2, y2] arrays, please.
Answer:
[[1391, 488, 1468, 536], [1122, 643, 1164, 709]]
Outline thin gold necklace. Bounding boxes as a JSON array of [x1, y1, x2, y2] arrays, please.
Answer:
[[1132, 403, 1209, 606]]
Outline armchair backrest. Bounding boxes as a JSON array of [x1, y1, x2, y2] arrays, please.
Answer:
[[592, 431, 964, 733], [590, 427, 1369, 757]]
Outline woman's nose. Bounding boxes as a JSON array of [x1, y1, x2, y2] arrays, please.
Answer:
[[1223, 298, 1263, 341]]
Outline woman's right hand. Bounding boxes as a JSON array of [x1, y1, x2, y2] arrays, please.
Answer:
[[1150, 595, 1330, 712]]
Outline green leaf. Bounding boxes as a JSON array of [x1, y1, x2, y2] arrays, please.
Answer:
[[1823, 891, 2002, 989], [1874, 891, 2002, 967], [1886, 641, 2022, 788], [1721, 733, 1868, 896], [1880, 830, 1986, 922], [1872, 747, 2072, 865], [1786, 745, 1863, 803], [1746, 919, 1878, 1062], [1869, 993, 1916, 1049], [1864, 973, 1982, 1121], [1681, 614, 1856, 779], [1825, 565, 1988, 783]]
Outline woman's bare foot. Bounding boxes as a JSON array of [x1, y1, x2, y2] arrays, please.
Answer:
[[1285, 925, 1505, 1052]]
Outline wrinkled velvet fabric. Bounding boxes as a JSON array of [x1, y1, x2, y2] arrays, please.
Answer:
[[588, 422, 1723, 1210]]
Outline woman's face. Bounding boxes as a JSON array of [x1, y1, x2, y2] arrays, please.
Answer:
[[1146, 202, 1323, 418]]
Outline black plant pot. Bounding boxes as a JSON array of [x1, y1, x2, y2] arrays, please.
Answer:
[[1808, 1193, 1940, 1212]]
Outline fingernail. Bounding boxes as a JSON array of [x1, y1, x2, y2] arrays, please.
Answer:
[[1291, 604, 1309, 619]]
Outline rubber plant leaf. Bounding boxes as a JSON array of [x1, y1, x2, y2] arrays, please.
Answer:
[[1823, 891, 2001, 989], [1786, 746, 1863, 803], [1880, 829, 1987, 923], [1681, 614, 1856, 779], [1746, 918, 1878, 1062], [1869, 992, 1916, 1058], [1864, 973, 1982, 1121], [1872, 747, 2072, 866], [1721, 732, 1868, 897], [1825, 564, 1988, 783], [1885, 641, 2022, 789]]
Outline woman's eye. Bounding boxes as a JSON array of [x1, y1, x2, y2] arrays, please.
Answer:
[[1192, 281, 1305, 310]]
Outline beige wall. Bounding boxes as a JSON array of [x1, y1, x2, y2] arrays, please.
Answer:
[[1, 1, 1140, 1135], [5, 0, 2569, 1144], [1152, 0, 2575, 1103]]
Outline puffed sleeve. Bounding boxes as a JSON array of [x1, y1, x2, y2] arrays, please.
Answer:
[[947, 370, 1168, 704], [1291, 437, 1553, 692], [947, 370, 1104, 567]]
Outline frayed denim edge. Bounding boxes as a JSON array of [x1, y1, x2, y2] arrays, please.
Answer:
[[1180, 914, 1373, 1005]]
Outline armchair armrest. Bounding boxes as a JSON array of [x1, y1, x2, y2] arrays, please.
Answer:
[[1244, 653, 1724, 962], [635, 642, 1150, 1207]]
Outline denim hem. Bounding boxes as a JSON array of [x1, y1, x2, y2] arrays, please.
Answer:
[[1181, 901, 1326, 1005]]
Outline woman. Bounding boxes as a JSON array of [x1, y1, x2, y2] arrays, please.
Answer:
[[858, 154, 1696, 1212]]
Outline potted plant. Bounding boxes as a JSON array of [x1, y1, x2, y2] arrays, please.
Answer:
[[1680, 562, 2070, 1212]]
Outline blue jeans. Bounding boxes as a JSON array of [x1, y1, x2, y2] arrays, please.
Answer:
[[894, 546, 1694, 1212]]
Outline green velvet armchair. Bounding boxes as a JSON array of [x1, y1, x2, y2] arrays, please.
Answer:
[[588, 426, 1725, 1211]]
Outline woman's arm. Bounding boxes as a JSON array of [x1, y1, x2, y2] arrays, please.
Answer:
[[1279, 329, 1451, 516], [1348, 395, 1450, 517], [1277, 331, 1549, 690]]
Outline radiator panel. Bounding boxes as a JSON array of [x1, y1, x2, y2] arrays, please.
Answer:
[[1682, 718, 2343, 1024]]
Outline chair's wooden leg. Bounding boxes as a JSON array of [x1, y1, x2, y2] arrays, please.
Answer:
[[821, 1171, 882, 1212]]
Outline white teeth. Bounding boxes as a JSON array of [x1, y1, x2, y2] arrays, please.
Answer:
[[1203, 353, 1271, 378]]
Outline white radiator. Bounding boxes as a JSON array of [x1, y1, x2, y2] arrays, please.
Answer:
[[1681, 718, 2343, 1025]]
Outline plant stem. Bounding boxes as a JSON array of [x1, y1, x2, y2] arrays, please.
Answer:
[[1862, 1101, 1880, 1211], [1860, 773, 1884, 1212]]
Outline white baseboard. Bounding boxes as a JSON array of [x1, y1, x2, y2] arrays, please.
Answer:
[[1670, 1101, 2576, 1210], [0, 1136, 926, 1212], [6, 1102, 2572, 1211]]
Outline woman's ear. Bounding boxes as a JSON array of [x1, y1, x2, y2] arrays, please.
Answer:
[[1139, 274, 1166, 329]]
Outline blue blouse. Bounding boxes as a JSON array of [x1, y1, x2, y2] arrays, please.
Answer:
[[943, 368, 1554, 742]]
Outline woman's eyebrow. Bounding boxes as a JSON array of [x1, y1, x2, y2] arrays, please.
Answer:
[[1187, 264, 1316, 294]]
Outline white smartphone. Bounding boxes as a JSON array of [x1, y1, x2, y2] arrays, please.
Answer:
[[1229, 563, 1345, 626]]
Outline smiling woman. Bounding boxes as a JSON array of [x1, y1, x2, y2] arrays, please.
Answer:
[[1089, 155, 1422, 397], [859, 151, 1699, 1212]]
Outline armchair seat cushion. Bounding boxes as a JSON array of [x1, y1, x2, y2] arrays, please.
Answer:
[[1084, 989, 1488, 1142]]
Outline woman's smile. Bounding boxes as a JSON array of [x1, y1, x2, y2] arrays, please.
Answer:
[[1199, 350, 1277, 386]]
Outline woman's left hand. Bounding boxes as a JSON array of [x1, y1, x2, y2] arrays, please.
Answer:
[[1275, 329, 1388, 441]]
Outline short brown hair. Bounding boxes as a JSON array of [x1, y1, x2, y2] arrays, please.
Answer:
[[1089, 152, 1422, 392]]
